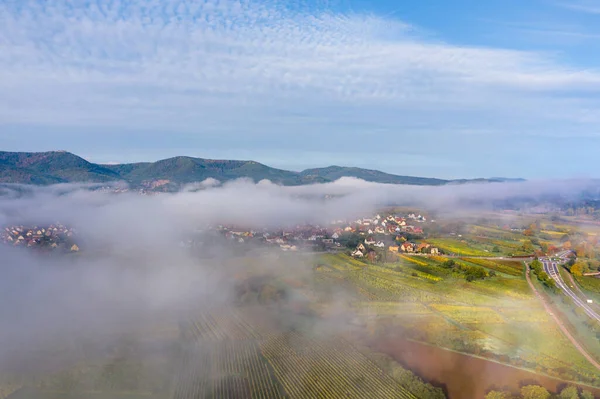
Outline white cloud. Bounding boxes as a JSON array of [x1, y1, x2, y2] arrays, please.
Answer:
[[557, 0, 600, 13], [0, 0, 600, 139]]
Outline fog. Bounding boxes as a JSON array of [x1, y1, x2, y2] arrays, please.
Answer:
[[0, 177, 597, 394]]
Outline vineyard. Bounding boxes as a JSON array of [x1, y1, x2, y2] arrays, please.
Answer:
[[311, 253, 600, 385], [261, 332, 416, 398], [169, 306, 419, 399], [426, 238, 491, 257], [460, 258, 524, 277]]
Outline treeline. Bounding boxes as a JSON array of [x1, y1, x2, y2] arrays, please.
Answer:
[[486, 384, 594, 399], [442, 259, 495, 282], [529, 259, 557, 290], [361, 350, 445, 399]]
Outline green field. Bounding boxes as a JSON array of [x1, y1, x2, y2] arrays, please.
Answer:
[[314, 253, 600, 386]]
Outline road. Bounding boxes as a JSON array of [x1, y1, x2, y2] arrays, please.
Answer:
[[525, 266, 600, 371], [541, 253, 600, 323]]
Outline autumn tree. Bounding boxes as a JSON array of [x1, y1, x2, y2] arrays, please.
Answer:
[[581, 390, 594, 399], [485, 391, 511, 399], [571, 262, 589, 277], [521, 240, 535, 253], [559, 386, 579, 399], [520, 385, 550, 399]]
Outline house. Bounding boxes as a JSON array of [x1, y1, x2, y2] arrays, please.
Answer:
[[70, 244, 80, 252], [364, 237, 376, 245], [332, 232, 340, 239], [430, 247, 439, 255], [417, 243, 431, 253], [375, 226, 385, 234], [357, 243, 366, 252], [388, 245, 399, 253], [351, 249, 364, 258], [322, 239, 334, 244], [401, 242, 414, 253], [374, 241, 385, 248]]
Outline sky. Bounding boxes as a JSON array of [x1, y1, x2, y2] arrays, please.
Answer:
[[1, 0, 600, 179]]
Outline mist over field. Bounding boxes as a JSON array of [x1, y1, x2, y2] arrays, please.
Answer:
[[0, 177, 598, 398]]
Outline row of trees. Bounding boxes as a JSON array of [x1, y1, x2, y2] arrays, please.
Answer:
[[486, 384, 594, 399], [529, 259, 557, 290], [442, 259, 494, 282]]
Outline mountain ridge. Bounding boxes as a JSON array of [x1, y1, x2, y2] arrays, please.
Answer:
[[0, 151, 525, 189]]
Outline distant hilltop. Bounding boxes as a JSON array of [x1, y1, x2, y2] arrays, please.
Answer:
[[0, 150, 525, 190]]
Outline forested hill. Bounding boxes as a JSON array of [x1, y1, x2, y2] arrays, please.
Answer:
[[0, 151, 524, 188]]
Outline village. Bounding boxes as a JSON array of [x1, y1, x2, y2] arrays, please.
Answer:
[[208, 212, 441, 258], [1, 212, 441, 258], [0, 224, 80, 252]]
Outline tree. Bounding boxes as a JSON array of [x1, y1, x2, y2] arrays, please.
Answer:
[[544, 278, 556, 290], [521, 385, 550, 399], [571, 262, 588, 277], [530, 259, 543, 275], [485, 391, 511, 399], [581, 390, 594, 399], [522, 240, 535, 253], [492, 246, 501, 253], [559, 386, 579, 399]]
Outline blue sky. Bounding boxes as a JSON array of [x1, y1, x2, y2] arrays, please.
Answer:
[[1, 0, 600, 179]]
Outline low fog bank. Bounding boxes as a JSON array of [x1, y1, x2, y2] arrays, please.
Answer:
[[0, 176, 597, 378]]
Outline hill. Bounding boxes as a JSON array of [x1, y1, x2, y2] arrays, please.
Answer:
[[0, 151, 120, 184], [0, 151, 522, 189], [300, 166, 447, 186]]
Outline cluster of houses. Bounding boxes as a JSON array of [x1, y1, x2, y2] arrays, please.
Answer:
[[1, 224, 80, 252], [351, 241, 440, 258], [210, 212, 437, 255]]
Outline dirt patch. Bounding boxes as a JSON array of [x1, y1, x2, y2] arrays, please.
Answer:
[[370, 335, 600, 399]]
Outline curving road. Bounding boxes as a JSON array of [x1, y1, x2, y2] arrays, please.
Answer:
[[541, 254, 600, 323], [525, 266, 600, 371]]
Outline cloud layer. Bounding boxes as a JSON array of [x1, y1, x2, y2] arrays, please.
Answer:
[[0, 177, 596, 379]]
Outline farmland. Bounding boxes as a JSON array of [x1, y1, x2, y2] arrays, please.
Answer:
[[4, 213, 600, 399], [313, 252, 600, 393]]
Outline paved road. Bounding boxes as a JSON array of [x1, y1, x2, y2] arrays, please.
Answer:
[[525, 267, 600, 371], [541, 254, 600, 323]]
